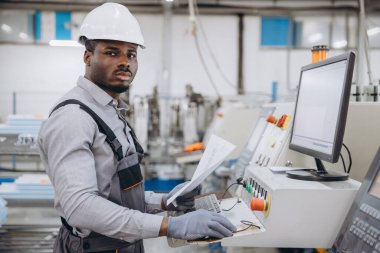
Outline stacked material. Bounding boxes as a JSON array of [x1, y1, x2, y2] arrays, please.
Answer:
[[0, 114, 46, 135], [0, 197, 6, 226], [0, 115, 46, 155], [0, 174, 54, 201]]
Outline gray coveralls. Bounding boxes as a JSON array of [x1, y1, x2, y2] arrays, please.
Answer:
[[50, 99, 146, 253]]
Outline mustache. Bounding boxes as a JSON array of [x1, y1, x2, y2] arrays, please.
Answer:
[[114, 66, 132, 75]]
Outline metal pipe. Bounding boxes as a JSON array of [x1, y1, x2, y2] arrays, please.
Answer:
[[359, 0, 373, 85], [237, 13, 244, 95], [12, 91, 16, 114], [159, 1, 173, 145]]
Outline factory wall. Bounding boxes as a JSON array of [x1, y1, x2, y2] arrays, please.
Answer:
[[0, 14, 379, 122]]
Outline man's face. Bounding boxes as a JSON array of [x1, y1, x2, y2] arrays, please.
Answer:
[[84, 40, 138, 97]]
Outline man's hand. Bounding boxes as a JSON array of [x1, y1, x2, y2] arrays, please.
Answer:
[[162, 182, 201, 211], [167, 209, 236, 240]]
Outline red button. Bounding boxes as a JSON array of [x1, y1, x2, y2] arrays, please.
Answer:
[[277, 115, 287, 128]]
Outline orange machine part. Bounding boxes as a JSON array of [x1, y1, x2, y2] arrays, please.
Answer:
[[311, 45, 329, 63], [183, 142, 204, 152], [312, 50, 328, 63], [250, 197, 267, 211], [266, 115, 277, 124]]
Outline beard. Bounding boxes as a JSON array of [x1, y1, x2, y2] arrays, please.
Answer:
[[96, 82, 130, 94], [88, 65, 135, 95]]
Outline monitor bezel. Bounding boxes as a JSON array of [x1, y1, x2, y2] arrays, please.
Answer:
[[289, 52, 356, 163]]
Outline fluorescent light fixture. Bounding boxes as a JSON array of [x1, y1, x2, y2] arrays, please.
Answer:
[[19, 32, 28, 40], [333, 40, 347, 48], [49, 40, 83, 47], [307, 33, 323, 43], [367, 27, 380, 36], [1, 24, 12, 33], [166, 0, 174, 2]]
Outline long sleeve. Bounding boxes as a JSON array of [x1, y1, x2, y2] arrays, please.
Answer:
[[38, 105, 163, 243]]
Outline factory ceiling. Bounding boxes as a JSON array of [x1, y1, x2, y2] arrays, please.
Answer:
[[0, 0, 379, 15]]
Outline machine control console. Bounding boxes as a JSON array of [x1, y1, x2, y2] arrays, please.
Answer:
[[240, 177, 271, 218], [334, 148, 380, 253]]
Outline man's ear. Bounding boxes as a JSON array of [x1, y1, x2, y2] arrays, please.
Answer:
[[84, 50, 92, 66]]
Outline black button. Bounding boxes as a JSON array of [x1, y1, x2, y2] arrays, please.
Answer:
[[83, 242, 90, 250]]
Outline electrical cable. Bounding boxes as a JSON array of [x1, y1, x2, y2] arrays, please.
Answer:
[[219, 179, 247, 211], [193, 0, 237, 90], [218, 182, 239, 205], [340, 153, 347, 173], [221, 199, 239, 212], [190, 1, 296, 99], [236, 220, 261, 232], [343, 143, 353, 174], [188, 0, 221, 97], [215, 180, 262, 232], [192, 27, 221, 97]]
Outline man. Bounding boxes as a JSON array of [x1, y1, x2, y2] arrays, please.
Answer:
[[38, 3, 236, 253]]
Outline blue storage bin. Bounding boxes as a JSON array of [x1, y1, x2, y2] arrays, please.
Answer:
[[144, 178, 185, 193], [0, 178, 15, 184]]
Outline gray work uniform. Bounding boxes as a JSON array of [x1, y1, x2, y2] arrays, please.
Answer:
[[38, 76, 165, 252]]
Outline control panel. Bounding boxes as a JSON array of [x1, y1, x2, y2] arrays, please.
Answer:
[[239, 177, 271, 218], [333, 148, 380, 253], [250, 103, 294, 168], [222, 166, 360, 248]]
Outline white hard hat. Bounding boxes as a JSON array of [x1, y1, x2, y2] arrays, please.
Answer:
[[78, 2, 145, 48]]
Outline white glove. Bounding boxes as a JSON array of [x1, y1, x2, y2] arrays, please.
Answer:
[[167, 209, 236, 240]]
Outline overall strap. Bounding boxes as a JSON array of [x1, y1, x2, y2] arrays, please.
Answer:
[[125, 121, 144, 158], [50, 99, 124, 161]]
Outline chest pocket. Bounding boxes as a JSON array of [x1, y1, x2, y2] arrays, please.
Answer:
[[50, 99, 145, 212]]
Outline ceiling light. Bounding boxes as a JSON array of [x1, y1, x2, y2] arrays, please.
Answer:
[[367, 27, 380, 36], [49, 40, 83, 47], [1, 24, 12, 33], [19, 32, 28, 40], [333, 40, 347, 48]]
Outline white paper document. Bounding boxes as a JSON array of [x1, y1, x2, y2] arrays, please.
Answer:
[[166, 134, 236, 206]]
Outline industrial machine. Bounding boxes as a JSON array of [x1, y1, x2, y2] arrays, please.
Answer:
[[222, 53, 375, 248]]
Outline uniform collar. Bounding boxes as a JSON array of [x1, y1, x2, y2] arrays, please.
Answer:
[[77, 76, 114, 107], [118, 98, 130, 110]]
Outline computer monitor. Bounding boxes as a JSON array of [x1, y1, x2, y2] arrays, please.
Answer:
[[287, 52, 356, 181]]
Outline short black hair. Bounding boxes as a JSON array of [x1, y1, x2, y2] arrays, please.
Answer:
[[85, 40, 98, 52], [79, 36, 98, 52]]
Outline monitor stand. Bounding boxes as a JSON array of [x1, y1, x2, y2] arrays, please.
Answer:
[[286, 158, 349, 181]]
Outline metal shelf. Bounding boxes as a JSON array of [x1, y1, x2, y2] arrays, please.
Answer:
[[0, 226, 58, 253]]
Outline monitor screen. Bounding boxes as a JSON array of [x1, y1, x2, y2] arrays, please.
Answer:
[[288, 52, 355, 181]]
